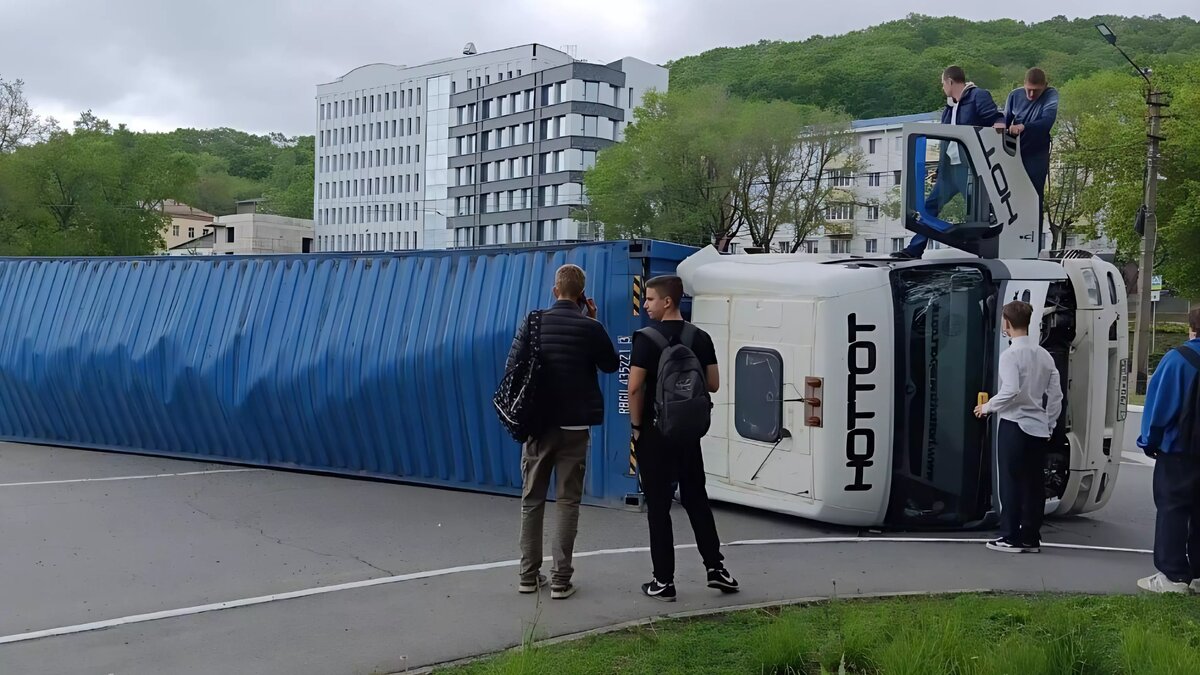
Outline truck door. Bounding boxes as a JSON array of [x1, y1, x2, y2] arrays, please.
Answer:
[[900, 123, 1041, 260]]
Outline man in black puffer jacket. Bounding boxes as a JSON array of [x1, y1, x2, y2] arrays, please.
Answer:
[[506, 263, 618, 600]]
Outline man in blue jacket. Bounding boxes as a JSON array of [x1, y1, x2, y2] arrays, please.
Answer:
[[1137, 308, 1200, 593], [1003, 68, 1059, 246], [894, 66, 1005, 260]]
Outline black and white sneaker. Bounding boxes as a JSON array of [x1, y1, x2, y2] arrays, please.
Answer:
[[707, 567, 740, 593], [986, 538, 1037, 554], [518, 574, 547, 594], [641, 579, 677, 602]]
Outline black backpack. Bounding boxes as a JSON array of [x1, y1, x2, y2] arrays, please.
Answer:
[[493, 310, 543, 443], [637, 324, 712, 444], [1175, 345, 1200, 453]]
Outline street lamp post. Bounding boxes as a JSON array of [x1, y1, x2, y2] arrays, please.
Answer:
[[1096, 22, 1168, 394]]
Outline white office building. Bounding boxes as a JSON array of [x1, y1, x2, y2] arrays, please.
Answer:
[[313, 44, 667, 252]]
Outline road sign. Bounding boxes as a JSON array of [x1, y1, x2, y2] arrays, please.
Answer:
[[1152, 275, 1163, 303]]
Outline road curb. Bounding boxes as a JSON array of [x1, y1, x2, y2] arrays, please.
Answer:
[[404, 588, 995, 674]]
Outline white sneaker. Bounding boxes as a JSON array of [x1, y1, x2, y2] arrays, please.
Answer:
[[1137, 573, 1191, 594]]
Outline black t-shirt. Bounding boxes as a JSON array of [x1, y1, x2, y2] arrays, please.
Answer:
[[631, 320, 718, 425]]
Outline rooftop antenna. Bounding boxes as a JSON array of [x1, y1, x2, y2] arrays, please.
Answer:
[[560, 44, 578, 60]]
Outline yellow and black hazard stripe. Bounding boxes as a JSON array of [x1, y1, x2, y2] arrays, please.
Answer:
[[632, 275, 643, 316], [628, 436, 638, 477]]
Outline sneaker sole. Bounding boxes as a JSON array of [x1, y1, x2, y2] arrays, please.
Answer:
[[707, 581, 740, 593], [550, 586, 576, 600], [1138, 579, 1190, 594], [645, 593, 676, 602], [986, 543, 1029, 553]]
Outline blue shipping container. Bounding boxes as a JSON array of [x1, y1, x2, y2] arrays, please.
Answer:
[[0, 240, 696, 506]]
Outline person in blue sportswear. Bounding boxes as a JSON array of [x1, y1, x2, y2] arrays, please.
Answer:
[[1003, 68, 1059, 244], [1137, 307, 1200, 593], [893, 65, 1005, 260]]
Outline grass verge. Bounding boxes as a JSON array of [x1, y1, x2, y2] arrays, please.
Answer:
[[439, 594, 1200, 675]]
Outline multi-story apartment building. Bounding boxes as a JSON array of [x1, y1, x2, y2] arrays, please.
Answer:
[[313, 44, 667, 252]]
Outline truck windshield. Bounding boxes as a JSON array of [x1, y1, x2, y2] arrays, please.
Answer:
[[888, 265, 995, 527]]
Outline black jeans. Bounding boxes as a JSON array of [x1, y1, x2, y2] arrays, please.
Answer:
[[1152, 453, 1200, 583], [996, 419, 1047, 546], [637, 429, 723, 583]]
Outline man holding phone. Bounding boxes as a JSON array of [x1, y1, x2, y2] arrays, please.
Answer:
[[507, 264, 618, 599]]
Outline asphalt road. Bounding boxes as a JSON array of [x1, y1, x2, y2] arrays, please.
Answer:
[[0, 442, 1159, 674]]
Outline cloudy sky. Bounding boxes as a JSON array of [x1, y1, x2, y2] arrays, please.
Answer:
[[1, 0, 1194, 137]]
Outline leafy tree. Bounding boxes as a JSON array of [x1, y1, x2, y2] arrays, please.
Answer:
[[585, 87, 746, 248], [0, 113, 195, 255], [1062, 58, 1200, 298], [669, 15, 1200, 120], [260, 135, 314, 219], [0, 75, 55, 153]]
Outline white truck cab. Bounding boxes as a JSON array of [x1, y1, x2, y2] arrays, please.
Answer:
[[675, 123, 1129, 528]]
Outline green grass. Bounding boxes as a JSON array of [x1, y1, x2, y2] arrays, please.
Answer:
[[440, 594, 1200, 675]]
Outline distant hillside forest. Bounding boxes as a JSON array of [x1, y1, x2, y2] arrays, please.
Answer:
[[668, 14, 1200, 119]]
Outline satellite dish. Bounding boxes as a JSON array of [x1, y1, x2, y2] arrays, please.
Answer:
[[463, 42, 477, 55]]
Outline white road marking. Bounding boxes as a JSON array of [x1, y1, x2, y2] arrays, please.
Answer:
[[0, 536, 1151, 646], [0, 469, 261, 488]]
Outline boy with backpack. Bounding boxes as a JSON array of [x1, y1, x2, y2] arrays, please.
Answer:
[[627, 275, 738, 601], [1136, 307, 1200, 593]]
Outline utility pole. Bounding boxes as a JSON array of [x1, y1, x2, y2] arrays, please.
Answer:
[[1132, 91, 1166, 393], [1097, 23, 1168, 394]]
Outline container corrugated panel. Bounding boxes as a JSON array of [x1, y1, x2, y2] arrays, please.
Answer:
[[0, 240, 696, 505]]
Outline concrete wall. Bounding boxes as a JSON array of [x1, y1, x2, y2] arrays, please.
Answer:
[[211, 214, 314, 255]]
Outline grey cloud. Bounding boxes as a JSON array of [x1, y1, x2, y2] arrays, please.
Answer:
[[0, 0, 1194, 136]]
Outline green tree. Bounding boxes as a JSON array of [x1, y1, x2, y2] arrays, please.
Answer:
[[669, 15, 1200, 120], [585, 87, 746, 248], [0, 75, 55, 153], [0, 113, 195, 255], [1063, 59, 1200, 298], [260, 135, 314, 219]]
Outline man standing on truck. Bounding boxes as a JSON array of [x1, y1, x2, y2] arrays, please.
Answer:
[[974, 301, 1063, 553], [1003, 68, 1059, 244], [509, 264, 619, 600], [628, 275, 738, 602], [1136, 308, 1200, 594], [893, 65, 1006, 260]]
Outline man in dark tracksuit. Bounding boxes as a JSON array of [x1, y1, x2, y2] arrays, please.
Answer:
[[508, 264, 618, 600], [1137, 308, 1200, 593], [895, 65, 1005, 260], [1003, 68, 1059, 245]]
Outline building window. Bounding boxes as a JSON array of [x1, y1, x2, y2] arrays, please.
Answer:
[[894, 170, 902, 186], [866, 239, 878, 254], [869, 138, 879, 154], [891, 237, 907, 252], [867, 205, 880, 220], [227, 228, 236, 243], [584, 80, 600, 103], [735, 347, 784, 443], [187, 227, 194, 238], [172, 225, 180, 236], [824, 203, 854, 221], [830, 239, 850, 254], [868, 172, 881, 187], [827, 169, 853, 187], [803, 240, 818, 253]]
